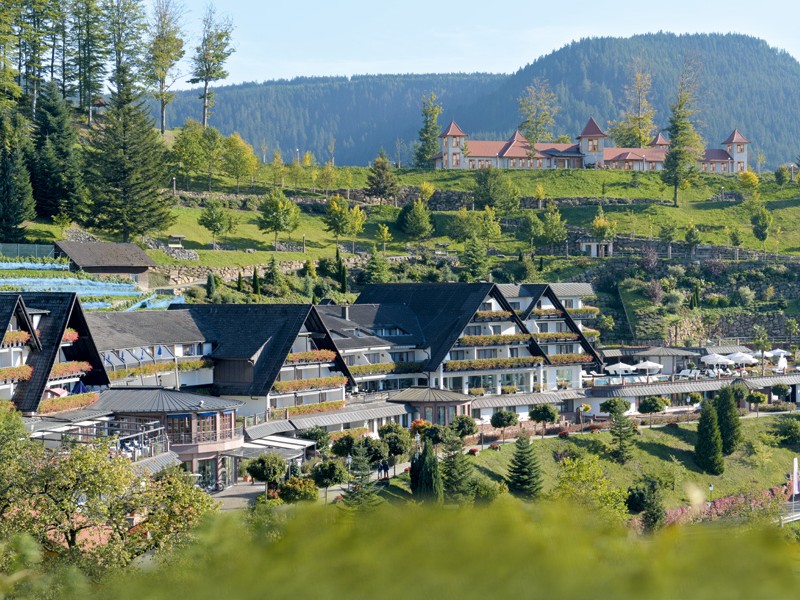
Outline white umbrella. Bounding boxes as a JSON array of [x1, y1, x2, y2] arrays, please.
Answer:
[[752, 350, 765, 358], [701, 353, 734, 366], [632, 360, 663, 372], [766, 349, 790, 358], [605, 362, 632, 374], [726, 352, 758, 365]]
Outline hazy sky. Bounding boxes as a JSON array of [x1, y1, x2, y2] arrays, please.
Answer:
[[173, 0, 800, 87]]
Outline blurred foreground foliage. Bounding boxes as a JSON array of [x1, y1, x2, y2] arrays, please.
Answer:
[[86, 500, 800, 600]]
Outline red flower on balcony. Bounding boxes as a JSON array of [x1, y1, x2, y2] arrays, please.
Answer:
[[2, 330, 31, 346], [61, 328, 79, 343], [0, 364, 33, 382], [50, 361, 92, 379]]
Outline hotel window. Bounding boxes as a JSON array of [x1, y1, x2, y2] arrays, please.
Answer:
[[476, 349, 498, 359], [509, 302, 521, 310], [702, 163, 708, 172], [452, 137, 459, 147], [481, 302, 492, 311], [465, 325, 482, 336], [737, 162, 744, 172], [450, 350, 467, 361], [721, 163, 728, 172], [365, 352, 381, 364], [737, 144, 744, 153], [469, 160, 475, 169], [510, 159, 516, 168], [536, 159, 542, 168], [650, 162, 657, 170], [453, 153, 460, 167], [509, 347, 519, 358], [490, 325, 501, 335], [166, 415, 191, 444], [588, 139, 598, 152], [389, 351, 415, 363], [437, 407, 446, 425]]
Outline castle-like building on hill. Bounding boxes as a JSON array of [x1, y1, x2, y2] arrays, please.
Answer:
[[434, 117, 749, 174]]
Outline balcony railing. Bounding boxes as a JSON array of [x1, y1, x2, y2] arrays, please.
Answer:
[[2, 330, 31, 347], [444, 356, 544, 372], [169, 426, 244, 445], [348, 362, 422, 376]]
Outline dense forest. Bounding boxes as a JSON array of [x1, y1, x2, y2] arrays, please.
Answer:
[[168, 33, 800, 167]]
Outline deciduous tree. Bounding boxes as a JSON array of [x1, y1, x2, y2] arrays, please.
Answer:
[[609, 68, 657, 148], [223, 132, 258, 193], [145, 0, 185, 134], [490, 410, 518, 443], [189, 4, 234, 128], [311, 460, 347, 503], [246, 452, 286, 494], [323, 195, 350, 245], [529, 404, 558, 439], [518, 78, 558, 151], [257, 189, 300, 249]]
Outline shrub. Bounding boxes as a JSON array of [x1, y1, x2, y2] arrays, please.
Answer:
[[644, 279, 663, 303], [279, 476, 318, 503], [468, 448, 480, 455], [558, 430, 570, 438], [0, 365, 33, 382], [736, 286, 755, 307], [183, 286, 207, 301], [2, 330, 31, 346], [317, 257, 339, 278], [489, 443, 501, 450], [775, 416, 800, 447], [662, 291, 685, 310], [666, 265, 685, 278]]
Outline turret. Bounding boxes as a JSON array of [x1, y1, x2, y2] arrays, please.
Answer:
[[439, 121, 467, 169], [577, 117, 607, 167], [722, 130, 749, 173]]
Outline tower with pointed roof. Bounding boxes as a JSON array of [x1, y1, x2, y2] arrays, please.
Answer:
[[577, 117, 607, 167], [438, 120, 467, 169], [722, 130, 749, 172]]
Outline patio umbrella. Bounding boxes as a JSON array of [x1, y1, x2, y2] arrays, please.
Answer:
[[701, 353, 734, 366], [766, 349, 790, 358], [632, 360, 663, 372], [605, 362, 632, 373], [726, 352, 758, 365]]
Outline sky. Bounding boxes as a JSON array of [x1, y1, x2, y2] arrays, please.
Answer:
[[172, 0, 800, 88]]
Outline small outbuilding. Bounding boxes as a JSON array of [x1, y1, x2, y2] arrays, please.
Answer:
[[55, 241, 155, 289]]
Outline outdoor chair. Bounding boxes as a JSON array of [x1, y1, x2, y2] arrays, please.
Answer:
[[677, 369, 691, 379]]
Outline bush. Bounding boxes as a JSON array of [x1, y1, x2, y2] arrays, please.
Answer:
[[183, 286, 207, 301], [558, 430, 570, 438], [775, 415, 800, 447], [666, 265, 685, 279], [626, 482, 649, 513], [471, 478, 505, 505], [662, 291, 685, 310], [317, 257, 339, 278], [736, 286, 755, 307]]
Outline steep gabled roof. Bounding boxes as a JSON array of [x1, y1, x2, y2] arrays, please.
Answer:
[[55, 241, 155, 269], [6, 292, 108, 413], [169, 303, 315, 396], [440, 120, 467, 137], [498, 130, 529, 158], [649, 132, 669, 146], [722, 129, 749, 144], [356, 283, 503, 370], [315, 304, 426, 349], [86, 310, 205, 352], [0, 295, 41, 351], [578, 117, 607, 138]]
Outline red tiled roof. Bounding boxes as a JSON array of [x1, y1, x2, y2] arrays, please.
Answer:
[[578, 117, 606, 138], [649, 132, 669, 146], [498, 130, 529, 158], [463, 140, 505, 157], [440, 120, 467, 138], [604, 147, 666, 162], [703, 149, 733, 162], [721, 129, 749, 144]]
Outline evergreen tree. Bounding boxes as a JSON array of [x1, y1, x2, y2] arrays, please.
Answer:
[[85, 67, 174, 241], [365, 151, 398, 205], [715, 387, 742, 455], [539, 202, 568, 251], [339, 262, 348, 293], [641, 481, 666, 533], [263, 255, 283, 288], [461, 236, 489, 281], [661, 65, 704, 207], [205, 273, 216, 297], [251, 266, 260, 295], [695, 400, 724, 475], [413, 439, 443, 504], [402, 199, 433, 239], [30, 81, 86, 219], [413, 92, 442, 169], [608, 404, 635, 464], [0, 115, 35, 242], [506, 435, 543, 501], [340, 443, 382, 511], [236, 271, 243, 292], [364, 245, 390, 284], [440, 435, 473, 505]]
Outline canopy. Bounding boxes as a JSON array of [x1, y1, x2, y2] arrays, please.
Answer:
[[726, 352, 758, 365], [701, 353, 734, 366], [632, 360, 663, 371], [605, 362, 633, 373], [766, 349, 790, 358]]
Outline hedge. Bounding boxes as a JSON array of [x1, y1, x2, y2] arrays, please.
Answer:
[[0, 364, 33, 382], [285, 349, 337, 364], [2, 330, 30, 346], [531, 309, 564, 317], [329, 427, 369, 441], [38, 392, 99, 414], [532, 332, 580, 342], [272, 376, 348, 394], [50, 361, 92, 378], [349, 362, 423, 376], [444, 356, 544, 372]]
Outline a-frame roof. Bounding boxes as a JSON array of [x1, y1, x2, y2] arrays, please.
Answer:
[[0, 295, 41, 351], [649, 132, 669, 146], [440, 120, 467, 138], [578, 117, 607, 138], [722, 129, 749, 144]]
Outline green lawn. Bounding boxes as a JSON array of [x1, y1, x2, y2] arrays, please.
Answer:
[[413, 416, 794, 510]]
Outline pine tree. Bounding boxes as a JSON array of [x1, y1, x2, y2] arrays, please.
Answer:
[[413, 93, 442, 169], [0, 115, 36, 243], [236, 271, 243, 292], [506, 435, 543, 501], [341, 443, 382, 511], [251, 266, 260, 295], [695, 400, 724, 475], [641, 481, 665, 533], [441, 435, 473, 505], [263, 255, 283, 288], [413, 439, 443, 504], [339, 262, 348, 293], [402, 199, 433, 239], [30, 81, 86, 219], [364, 245, 390, 284], [461, 236, 489, 281], [85, 67, 175, 241], [715, 387, 742, 456], [365, 151, 398, 205], [205, 272, 216, 297], [609, 408, 635, 464]]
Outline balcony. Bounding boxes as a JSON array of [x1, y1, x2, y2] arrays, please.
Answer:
[[530, 309, 565, 319], [348, 362, 422, 377], [472, 310, 513, 322], [444, 356, 544, 372], [49, 361, 91, 381], [169, 426, 244, 446], [284, 350, 337, 365], [272, 375, 347, 394], [0, 364, 33, 383], [546, 353, 595, 365], [457, 334, 533, 347], [2, 330, 31, 347]]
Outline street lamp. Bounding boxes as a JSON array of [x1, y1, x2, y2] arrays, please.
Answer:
[[708, 483, 714, 503], [720, 186, 724, 201]]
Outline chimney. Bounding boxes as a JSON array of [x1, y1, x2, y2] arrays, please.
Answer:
[[341, 305, 349, 320]]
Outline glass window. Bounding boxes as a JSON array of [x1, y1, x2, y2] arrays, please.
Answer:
[[447, 406, 456, 424], [450, 350, 467, 361], [476, 349, 498, 359], [465, 325, 482, 336], [437, 407, 446, 425]]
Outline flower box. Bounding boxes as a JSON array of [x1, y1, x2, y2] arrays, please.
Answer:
[[349, 361, 422, 376], [546, 353, 595, 365], [61, 328, 79, 343], [473, 310, 513, 321], [445, 356, 544, 372], [49, 361, 92, 379], [2, 330, 31, 346], [272, 375, 347, 394], [38, 392, 99, 415], [284, 349, 337, 364], [270, 400, 347, 420], [0, 364, 33, 382]]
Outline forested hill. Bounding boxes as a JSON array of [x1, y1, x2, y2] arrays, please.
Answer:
[[166, 33, 800, 167]]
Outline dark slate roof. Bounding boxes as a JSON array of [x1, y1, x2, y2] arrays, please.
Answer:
[[4, 292, 108, 413], [601, 347, 648, 359], [387, 387, 471, 403], [315, 304, 425, 349], [86, 310, 205, 351], [55, 241, 155, 268], [170, 304, 314, 396], [289, 402, 411, 430], [593, 379, 726, 398], [471, 389, 583, 409], [0, 295, 40, 350], [631, 347, 700, 357], [245, 419, 297, 440], [93, 387, 242, 413], [355, 283, 500, 370], [132, 451, 182, 476], [704, 345, 753, 355]]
